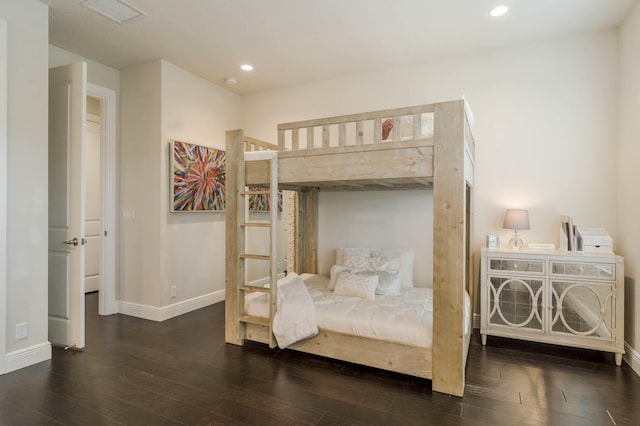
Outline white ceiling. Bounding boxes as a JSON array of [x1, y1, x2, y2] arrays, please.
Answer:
[[41, 0, 637, 95]]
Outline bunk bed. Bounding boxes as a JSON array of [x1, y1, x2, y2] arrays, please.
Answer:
[[225, 99, 475, 397]]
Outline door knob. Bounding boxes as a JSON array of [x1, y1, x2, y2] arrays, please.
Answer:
[[63, 237, 79, 246], [63, 237, 86, 246]]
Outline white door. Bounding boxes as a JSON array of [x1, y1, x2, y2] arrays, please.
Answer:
[[48, 62, 87, 349], [84, 113, 102, 293]]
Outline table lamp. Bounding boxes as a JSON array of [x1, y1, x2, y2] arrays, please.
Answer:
[[503, 209, 529, 249]]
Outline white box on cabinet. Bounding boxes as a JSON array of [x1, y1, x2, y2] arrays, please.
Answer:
[[577, 227, 612, 253]]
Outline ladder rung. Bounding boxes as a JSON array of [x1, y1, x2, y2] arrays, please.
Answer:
[[241, 222, 270, 228], [240, 315, 270, 326], [240, 285, 270, 293], [240, 254, 271, 261]]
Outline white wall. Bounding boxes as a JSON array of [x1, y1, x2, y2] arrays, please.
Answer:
[[160, 60, 241, 304], [241, 30, 619, 288], [318, 191, 433, 284], [120, 60, 163, 306], [0, 17, 7, 374], [618, 0, 640, 369], [49, 45, 119, 96], [119, 60, 241, 313], [0, 0, 50, 366]]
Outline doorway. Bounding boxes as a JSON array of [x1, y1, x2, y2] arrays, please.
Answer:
[[86, 83, 117, 317]]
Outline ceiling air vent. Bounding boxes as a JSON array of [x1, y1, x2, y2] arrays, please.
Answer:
[[81, 0, 147, 24]]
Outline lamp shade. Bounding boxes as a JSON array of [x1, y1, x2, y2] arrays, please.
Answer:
[[503, 209, 530, 231]]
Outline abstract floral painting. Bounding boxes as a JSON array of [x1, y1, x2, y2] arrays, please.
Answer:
[[171, 140, 225, 211], [248, 187, 283, 212]]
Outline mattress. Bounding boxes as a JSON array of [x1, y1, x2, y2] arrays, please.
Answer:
[[245, 273, 471, 348]]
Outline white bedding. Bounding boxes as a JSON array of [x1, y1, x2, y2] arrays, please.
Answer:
[[271, 273, 318, 348], [245, 273, 471, 348]]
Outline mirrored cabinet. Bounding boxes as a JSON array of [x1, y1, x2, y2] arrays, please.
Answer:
[[480, 248, 624, 366]]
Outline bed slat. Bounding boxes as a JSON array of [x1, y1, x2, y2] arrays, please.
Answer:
[[278, 129, 284, 151], [322, 125, 330, 148], [291, 128, 299, 151], [413, 113, 421, 139], [393, 116, 401, 142]]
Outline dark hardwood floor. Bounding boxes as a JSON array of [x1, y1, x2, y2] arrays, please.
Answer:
[[1, 293, 639, 425]]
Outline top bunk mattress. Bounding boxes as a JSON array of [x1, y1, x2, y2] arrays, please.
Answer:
[[245, 273, 471, 348]]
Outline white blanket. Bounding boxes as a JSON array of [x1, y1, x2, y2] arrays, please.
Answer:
[[272, 273, 318, 348], [246, 273, 471, 349]]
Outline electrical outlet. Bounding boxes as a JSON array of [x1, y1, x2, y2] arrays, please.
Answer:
[[169, 285, 177, 298], [15, 322, 28, 340]]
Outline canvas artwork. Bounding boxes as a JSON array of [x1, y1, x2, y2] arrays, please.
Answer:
[[248, 187, 283, 212], [171, 140, 225, 211]]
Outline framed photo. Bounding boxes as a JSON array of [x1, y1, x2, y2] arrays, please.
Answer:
[[171, 140, 225, 212], [486, 234, 501, 249], [247, 186, 283, 212]]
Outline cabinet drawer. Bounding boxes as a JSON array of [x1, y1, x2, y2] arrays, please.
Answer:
[[488, 257, 544, 275], [550, 261, 615, 281]]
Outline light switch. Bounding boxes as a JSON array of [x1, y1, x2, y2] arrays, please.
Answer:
[[121, 209, 136, 220]]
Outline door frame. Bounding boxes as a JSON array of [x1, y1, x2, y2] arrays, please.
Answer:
[[87, 83, 117, 316]]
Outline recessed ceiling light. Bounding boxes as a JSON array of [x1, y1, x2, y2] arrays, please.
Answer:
[[489, 5, 509, 17], [81, 0, 146, 24], [240, 64, 254, 71], [224, 77, 237, 85]]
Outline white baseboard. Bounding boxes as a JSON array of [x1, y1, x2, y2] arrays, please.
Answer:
[[4, 342, 51, 374], [624, 341, 640, 376], [118, 289, 225, 322]]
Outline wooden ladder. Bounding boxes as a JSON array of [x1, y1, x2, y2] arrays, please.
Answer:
[[237, 152, 279, 348]]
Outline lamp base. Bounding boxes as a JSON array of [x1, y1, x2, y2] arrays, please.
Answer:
[[509, 232, 525, 250]]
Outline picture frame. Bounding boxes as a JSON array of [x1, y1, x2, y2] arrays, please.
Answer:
[[486, 234, 501, 249], [247, 186, 283, 212], [170, 140, 225, 212]]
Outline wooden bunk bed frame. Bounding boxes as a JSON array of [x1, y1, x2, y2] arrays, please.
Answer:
[[225, 99, 475, 397]]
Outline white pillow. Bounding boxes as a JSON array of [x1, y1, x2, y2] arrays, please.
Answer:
[[371, 249, 414, 288], [333, 271, 378, 301], [374, 270, 402, 296], [339, 254, 371, 269], [369, 255, 401, 272], [336, 248, 372, 265], [328, 264, 352, 290], [329, 264, 400, 296], [340, 254, 401, 272]]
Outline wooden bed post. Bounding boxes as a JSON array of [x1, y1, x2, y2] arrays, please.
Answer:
[[432, 100, 466, 396], [225, 129, 245, 345], [296, 188, 318, 274]]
